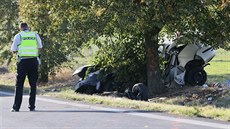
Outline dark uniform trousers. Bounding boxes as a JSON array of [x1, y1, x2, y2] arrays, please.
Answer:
[[13, 57, 38, 110]]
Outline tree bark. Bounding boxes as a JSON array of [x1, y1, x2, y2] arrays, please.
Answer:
[[144, 28, 166, 96]]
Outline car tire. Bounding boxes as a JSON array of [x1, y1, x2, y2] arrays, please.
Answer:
[[132, 83, 149, 101], [186, 67, 207, 86]]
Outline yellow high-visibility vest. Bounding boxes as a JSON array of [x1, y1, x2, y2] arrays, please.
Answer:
[[18, 31, 38, 57]]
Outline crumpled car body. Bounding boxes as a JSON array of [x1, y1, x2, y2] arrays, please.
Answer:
[[72, 65, 113, 94]]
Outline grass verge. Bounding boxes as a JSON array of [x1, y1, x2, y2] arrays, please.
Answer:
[[41, 89, 230, 122]]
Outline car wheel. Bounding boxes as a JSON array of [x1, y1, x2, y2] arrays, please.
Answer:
[[186, 67, 207, 86], [125, 88, 135, 100], [132, 83, 149, 101]]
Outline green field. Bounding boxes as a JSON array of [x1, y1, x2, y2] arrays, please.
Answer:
[[205, 49, 230, 83]]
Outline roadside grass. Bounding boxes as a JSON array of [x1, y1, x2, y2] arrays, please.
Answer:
[[0, 84, 30, 94], [42, 89, 230, 121], [0, 85, 15, 92], [0, 74, 32, 94]]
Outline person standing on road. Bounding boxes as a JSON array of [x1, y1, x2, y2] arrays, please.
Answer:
[[11, 22, 42, 112]]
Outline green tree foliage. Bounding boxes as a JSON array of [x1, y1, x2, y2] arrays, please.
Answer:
[[93, 36, 147, 92], [0, 0, 18, 65], [18, 0, 92, 82], [16, 1, 230, 96]]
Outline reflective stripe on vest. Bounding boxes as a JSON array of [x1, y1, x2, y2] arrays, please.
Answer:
[[18, 31, 38, 57]]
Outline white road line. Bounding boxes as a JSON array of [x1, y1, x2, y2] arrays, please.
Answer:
[[1, 91, 229, 129], [128, 113, 230, 129]]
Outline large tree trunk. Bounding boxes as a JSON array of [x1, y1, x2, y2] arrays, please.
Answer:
[[144, 28, 166, 96]]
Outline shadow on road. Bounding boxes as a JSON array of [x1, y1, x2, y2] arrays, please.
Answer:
[[0, 90, 14, 97], [0, 94, 13, 97], [21, 109, 154, 114]]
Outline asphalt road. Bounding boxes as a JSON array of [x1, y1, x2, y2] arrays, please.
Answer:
[[0, 91, 229, 129]]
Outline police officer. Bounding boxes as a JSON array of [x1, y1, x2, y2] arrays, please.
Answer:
[[11, 22, 42, 112]]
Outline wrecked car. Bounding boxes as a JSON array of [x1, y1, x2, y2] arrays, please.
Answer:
[[72, 65, 149, 101], [159, 42, 215, 87], [72, 65, 114, 94]]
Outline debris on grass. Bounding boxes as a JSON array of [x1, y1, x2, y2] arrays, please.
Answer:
[[148, 82, 229, 108]]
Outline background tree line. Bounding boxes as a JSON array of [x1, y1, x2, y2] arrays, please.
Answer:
[[0, 0, 229, 96]]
